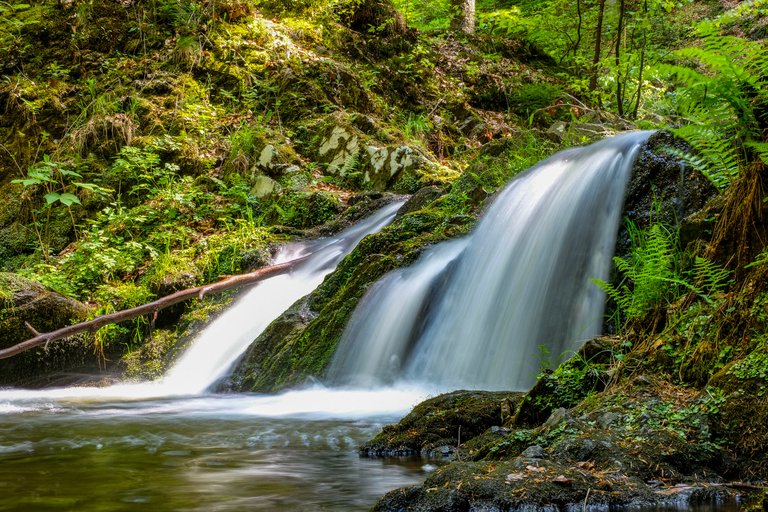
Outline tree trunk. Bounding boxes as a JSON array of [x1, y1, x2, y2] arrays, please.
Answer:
[[450, 0, 475, 34], [631, 0, 648, 119], [615, 0, 626, 117], [589, 0, 606, 92], [0, 256, 308, 360]]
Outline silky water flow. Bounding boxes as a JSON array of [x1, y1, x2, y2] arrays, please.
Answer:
[[0, 132, 655, 511], [329, 131, 654, 390]]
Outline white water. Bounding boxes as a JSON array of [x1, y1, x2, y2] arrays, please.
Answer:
[[0, 201, 403, 405], [0, 383, 430, 419], [330, 131, 654, 391], [158, 200, 404, 395]]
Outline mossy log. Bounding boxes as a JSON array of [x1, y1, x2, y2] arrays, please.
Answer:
[[0, 256, 307, 360]]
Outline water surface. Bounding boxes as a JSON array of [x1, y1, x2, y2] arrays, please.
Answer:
[[0, 388, 430, 511]]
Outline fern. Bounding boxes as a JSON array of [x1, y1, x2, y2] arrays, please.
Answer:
[[595, 223, 679, 324], [658, 2, 768, 190], [746, 141, 768, 166], [691, 256, 732, 297], [596, 222, 731, 329]]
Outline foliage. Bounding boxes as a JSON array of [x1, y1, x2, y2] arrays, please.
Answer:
[[266, 191, 341, 229], [658, 5, 768, 189], [596, 220, 731, 329], [11, 155, 111, 259], [596, 222, 679, 326]]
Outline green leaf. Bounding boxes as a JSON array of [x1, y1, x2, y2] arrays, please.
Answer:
[[44, 192, 61, 205], [58, 193, 81, 206], [59, 168, 83, 178], [12, 178, 43, 187]]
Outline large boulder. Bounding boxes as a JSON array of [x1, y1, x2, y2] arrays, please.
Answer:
[[0, 272, 106, 387], [360, 390, 523, 458], [621, 131, 718, 254], [371, 375, 740, 512]]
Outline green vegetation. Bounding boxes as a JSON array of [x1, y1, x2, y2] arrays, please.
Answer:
[[0, 0, 768, 507]]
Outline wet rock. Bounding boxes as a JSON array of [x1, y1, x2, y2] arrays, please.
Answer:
[[360, 390, 524, 458], [370, 376, 745, 511], [621, 130, 718, 255]]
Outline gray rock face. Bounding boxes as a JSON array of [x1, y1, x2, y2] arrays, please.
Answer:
[[621, 131, 718, 255], [316, 124, 425, 190]]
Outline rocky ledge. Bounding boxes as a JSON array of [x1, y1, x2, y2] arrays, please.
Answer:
[[364, 340, 768, 511]]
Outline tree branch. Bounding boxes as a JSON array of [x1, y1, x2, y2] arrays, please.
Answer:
[[0, 256, 309, 360]]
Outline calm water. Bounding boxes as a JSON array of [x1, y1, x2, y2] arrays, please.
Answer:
[[0, 389, 430, 512]]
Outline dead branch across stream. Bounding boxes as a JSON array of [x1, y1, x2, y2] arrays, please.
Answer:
[[0, 256, 309, 360]]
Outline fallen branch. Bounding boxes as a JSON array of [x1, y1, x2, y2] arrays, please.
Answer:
[[0, 255, 309, 360]]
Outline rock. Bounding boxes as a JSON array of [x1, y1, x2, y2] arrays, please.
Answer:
[[359, 390, 524, 458], [316, 122, 427, 190], [257, 144, 277, 170], [250, 175, 282, 199], [372, 380, 743, 512], [318, 125, 361, 174], [597, 411, 623, 429], [0, 273, 108, 387], [620, 130, 718, 256], [364, 145, 424, 190], [546, 120, 568, 141], [521, 445, 548, 459]]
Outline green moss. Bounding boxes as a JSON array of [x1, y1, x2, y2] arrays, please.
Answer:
[[265, 191, 342, 229], [361, 391, 523, 457]]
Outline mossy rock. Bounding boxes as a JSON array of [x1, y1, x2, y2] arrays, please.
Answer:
[[372, 378, 739, 511], [512, 337, 614, 427], [0, 272, 107, 387], [361, 390, 524, 458], [709, 358, 768, 479], [226, 191, 478, 392]]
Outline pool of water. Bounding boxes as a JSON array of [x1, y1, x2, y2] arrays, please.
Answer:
[[0, 389, 431, 512]]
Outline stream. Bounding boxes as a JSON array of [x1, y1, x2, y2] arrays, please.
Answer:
[[0, 387, 431, 511]]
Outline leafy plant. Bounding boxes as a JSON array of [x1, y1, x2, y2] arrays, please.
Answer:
[[659, 7, 768, 189], [597, 220, 731, 330], [596, 222, 679, 326], [12, 155, 111, 259]]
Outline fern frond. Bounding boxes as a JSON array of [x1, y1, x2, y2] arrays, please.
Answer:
[[692, 256, 732, 296], [666, 126, 740, 190], [746, 141, 768, 166]]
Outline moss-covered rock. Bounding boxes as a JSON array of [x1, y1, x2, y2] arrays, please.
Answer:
[[361, 390, 524, 458], [370, 376, 740, 511], [225, 190, 479, 391], [512, 337, 614, 427], [0, 272, 105, 387]]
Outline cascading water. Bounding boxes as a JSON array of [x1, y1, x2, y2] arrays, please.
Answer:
[[158, 200, 404, 395], [0, 201, 404, 402], [0, 134, 657, 512], [329, 131, 654, 391]]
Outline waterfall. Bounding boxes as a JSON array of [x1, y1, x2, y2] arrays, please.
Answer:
[[329, 132, 654, 391], [157, 201, 403, 395]]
